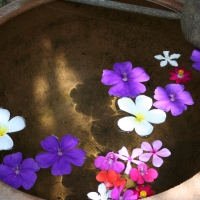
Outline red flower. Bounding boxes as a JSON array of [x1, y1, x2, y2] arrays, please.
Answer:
[[133, 185, 155, 199], [169, 67, 192, 84], [96, 169, 126, 188]]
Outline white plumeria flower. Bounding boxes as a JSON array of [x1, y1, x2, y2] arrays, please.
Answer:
[[117, 95, 166, 136], [87, 183, 111, 200], [0, 108, 26, 150], [154, 51, 180, 67]]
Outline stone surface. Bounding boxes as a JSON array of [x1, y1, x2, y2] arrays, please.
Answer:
[[181, 0, 200, 49]]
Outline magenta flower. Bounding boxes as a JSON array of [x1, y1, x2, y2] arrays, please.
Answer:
[[94, 152, 125, 173], [117, 146, 143, 174], [169, 67, 192, 84], [35, 134, 86, 176], [153, 84, 194, 116], [130, 163, 158, 184], [0, 152, 40, 190], [101, 61, 150, 98], [190, 49, 200, 71], [139, 140, 171, 167], [111, 186, 138, 200]]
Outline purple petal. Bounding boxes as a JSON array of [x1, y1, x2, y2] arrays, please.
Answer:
[[152, 154, 163, 167], [154, 87, 168, 101], [94, 156, 106, 169], [129, 67, 150, 82], [113, 62, 132, 75], [20, 170, 37, 190], [165, 84, 184, 94], [101, 70, 122, 85], [3, 174, 21, 189], [0, 164, 14, 179], [176, 91, 194, 105], [108, 81, 128, 97], [112, 161, 125, 174], [131, 148, 143, 158], [152, 140, 162, 151], [51, 158, 72, 175], [60, 134, 79, 151], [153, 99, 171, 112], [35, 152, 58, 168], [111, 186, 123, 199], [40, 136, 59, 153], [21, 158, 40, 172], [190, 49, 200, 62], [170, 101, 187, 116], [128, 81, 146, 98], [139, 153, 152, 162], [141, 142, 153, 151], [63, 149, 86, 166], [123, 190, 138, 200], [156, 148, 171, 157], [192, 62, 200, 71], [3, 152, 22, 168]]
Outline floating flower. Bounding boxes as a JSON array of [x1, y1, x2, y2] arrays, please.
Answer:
[[129, 163, 158, 184], [0, 152, 40, 190], [154, 51, 180, 67], [139, 140, 171, 167], [190, 49, 200, 71], [169, 67, 192, 84], [117, 95, 166, 136], [96, 169, 126, 189], [87, 183, 111, 200], [133, 185, 155, 199], [111, 185, 138, 200], [101, 61, 150, 98], [0, 108, 26, 150], [94, 152, 125, 173], [153, 84, 194, 116], [35, 134, 86, 176], [117, 146, 143, 174]]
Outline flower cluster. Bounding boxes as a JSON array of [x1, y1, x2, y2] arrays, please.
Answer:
[[87, 140, 171, 199]]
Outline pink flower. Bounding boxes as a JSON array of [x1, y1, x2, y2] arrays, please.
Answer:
[[169, 67, 192, 84], [139, 140, 171, 167], [94, 152, 125, 173], [117, 146, 143, 174], [130, 163, 158, 184]]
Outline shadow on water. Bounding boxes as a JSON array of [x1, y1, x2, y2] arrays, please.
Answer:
[[0, 1, 200, 200]]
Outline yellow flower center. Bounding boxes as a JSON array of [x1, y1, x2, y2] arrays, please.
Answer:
[[135, 114, 145, 122], [0, 123, 9, 137], [178, 69, 184, 77], [140, 190, 147, 198]]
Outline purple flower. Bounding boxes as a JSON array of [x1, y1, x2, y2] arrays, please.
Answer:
[[101, 61, 150, 98], [0, 152, 40, 190], [190, 49, 200, 71], [139, 140, 171, 167], [94, 152, 125, 173], [153, 84, 194, 116], [35, 134, 86, 176], [117, 146, 143, 174]]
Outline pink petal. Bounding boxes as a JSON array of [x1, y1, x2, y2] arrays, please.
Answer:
[[124, 161, 132, 174], [139, 153, 152, 162], [130, 169, 144, 184], [147, 168, 158, 179], [156, 148, 171, 157], [118, 146, 129, 158], [152, 140, 162, 151], [131, 148, 143, 158], [152, 154, 163, 167], [141, 142, 153, 151]]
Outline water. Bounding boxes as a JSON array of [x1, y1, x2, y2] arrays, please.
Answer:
[[0, 1, 199, 199]]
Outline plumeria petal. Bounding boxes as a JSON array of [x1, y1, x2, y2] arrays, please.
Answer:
[[152, 140, 162, 151], [118, 116, 135, 132], [152, 154, 164, 167], [156, 148, 171, 157], [118, 98, 138, 115], [0, 134, 13, 150], [134, 120, 153, 136], [0, 109, 10, 123], [7, 116, 26, 133], [139, 153, 152, 162], [135, 95, 152, 113], [145, 109, 166, 124]]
